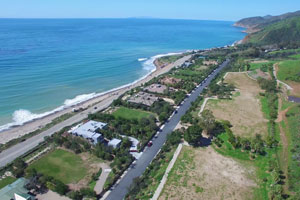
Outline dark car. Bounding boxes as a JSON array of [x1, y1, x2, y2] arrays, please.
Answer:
[[147, 141, 153, 147]]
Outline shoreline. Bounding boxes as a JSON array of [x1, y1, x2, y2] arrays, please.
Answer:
[[0, 52, 191, 144]]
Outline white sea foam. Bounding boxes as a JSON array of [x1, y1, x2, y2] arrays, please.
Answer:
[[64, 93, 97, 106], [138, 58, 147, 62], [0, 51, 186, 133]]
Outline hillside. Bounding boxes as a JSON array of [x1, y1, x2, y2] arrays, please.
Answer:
[[235, 10, 300, 30], [247, 16, 300, 46]]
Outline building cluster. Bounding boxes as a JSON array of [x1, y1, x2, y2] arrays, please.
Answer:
[[128, 91, 159, 107], [69, 120, 121, 148], [203, 60, 218, 66], [144, 83, 167, 94], [181, 60, 192, 68]]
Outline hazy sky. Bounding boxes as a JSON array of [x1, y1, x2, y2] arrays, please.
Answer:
[[1, 0, 300, 21]]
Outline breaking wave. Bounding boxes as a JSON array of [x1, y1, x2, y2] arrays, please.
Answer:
[[0, 51, 186, 132]]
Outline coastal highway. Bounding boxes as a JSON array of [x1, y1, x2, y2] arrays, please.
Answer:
[[105, 59, 230, 200], [0, 55, 191, 168], [0, 95, 118, 168]]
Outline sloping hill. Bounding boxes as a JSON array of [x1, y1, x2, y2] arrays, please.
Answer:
[[248, 16, 300, 46], [235, 10, 300, 30]]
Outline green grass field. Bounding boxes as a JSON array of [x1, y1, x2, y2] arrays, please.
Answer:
[[112, 107, 154, 120], [249, 61, 275, 71], [0, 177, 17, 189], [158, 55, 183, 64], [268, 48, 300, 55], [278, 59, 300, 82], [28, 149, 87, 184], [285, 105, 300, 194]]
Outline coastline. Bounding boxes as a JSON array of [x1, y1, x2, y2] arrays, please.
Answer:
[[0, 52, 191, 144]]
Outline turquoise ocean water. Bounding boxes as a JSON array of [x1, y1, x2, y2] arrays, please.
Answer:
[[0, 19, 245, 131]]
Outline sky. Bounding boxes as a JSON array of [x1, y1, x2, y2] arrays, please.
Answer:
[[0, 0, 300, 21]]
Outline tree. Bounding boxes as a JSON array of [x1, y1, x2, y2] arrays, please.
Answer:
[[159, 112, 168, 122], [184, 125, 203, 146], [199, 110, 216, 137], [167, 130, 182, 146], [121, 137, 132, 149], [12, 159, 27, 177]]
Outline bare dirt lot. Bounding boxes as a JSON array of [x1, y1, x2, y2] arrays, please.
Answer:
[[288, 81, 300, 97], [68, 152, 105, 191], [206, 73, 268, 138], [159, 146, 257, 200]]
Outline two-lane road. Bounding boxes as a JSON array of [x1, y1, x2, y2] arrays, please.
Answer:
[[105, 59, 230, 200]]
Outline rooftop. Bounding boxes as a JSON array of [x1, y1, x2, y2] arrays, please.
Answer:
[[0, 178, 33, 200], [144, 84, 167, 94], [71, 120, 106, 144], [108, 138, 122, 148], [128, 92, 159, 107]]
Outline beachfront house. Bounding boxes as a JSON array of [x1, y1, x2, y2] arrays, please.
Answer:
[[144, 84, 168, 94], [0, 178, 35, 200], [127, 92, 159, 107], [108, 138, 122, 149], [182, 61, 192, 68], [71, 120, 107, 145]]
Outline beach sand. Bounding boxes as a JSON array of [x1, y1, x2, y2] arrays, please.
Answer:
[[0, 55, 191, 144]]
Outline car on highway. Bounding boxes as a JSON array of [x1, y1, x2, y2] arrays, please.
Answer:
[[147, 141, 153, 147]]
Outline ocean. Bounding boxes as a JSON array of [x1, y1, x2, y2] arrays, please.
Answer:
[[0, 18, 245, 131]]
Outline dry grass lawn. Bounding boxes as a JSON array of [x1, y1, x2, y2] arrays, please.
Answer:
[[206, 73, 268, 138], [159, 146, 257, 200]]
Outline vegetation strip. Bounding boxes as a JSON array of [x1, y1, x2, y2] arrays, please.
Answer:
[[151, 143, 183, 200]]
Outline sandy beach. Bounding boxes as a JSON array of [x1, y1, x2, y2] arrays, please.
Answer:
[[0, 54, 191, 144]]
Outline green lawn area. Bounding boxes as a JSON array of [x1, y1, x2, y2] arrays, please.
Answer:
[[28, 149, 87, 184], [112, 107, 154, 120], [278, 59, 300, 82], [249, 61, 275, 71], [268, 48, 300, 55], [135, 148, 176, 199], [158, 55, 183, 64], [0, 177, 17, 189], [285, 105, 300, 194]]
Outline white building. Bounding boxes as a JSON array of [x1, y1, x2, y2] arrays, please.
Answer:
[[108, 138, 122, 149], [71, 120, 107, 145]]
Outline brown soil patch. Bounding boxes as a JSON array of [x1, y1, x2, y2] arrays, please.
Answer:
[[288, 81, 300, 97], [196, 65, 208, 71], [159, 146, 257, 200], [68, 152, 104, 191], [206, 73, 268, 138], [249, 69, 271, 80], [250, 59, 269, 64]]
